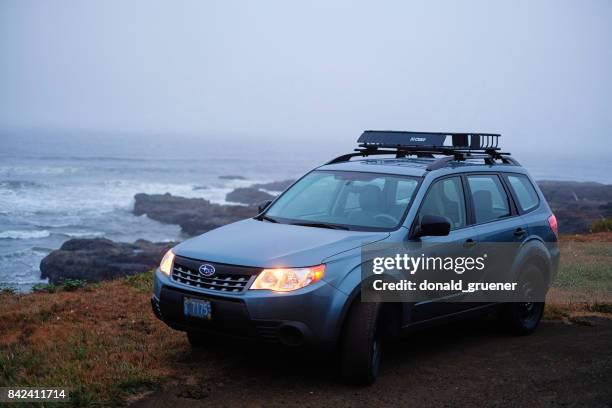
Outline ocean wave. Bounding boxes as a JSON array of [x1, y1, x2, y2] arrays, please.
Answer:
[[0, 180, 47, 190], [0, 230, 51, 240], [0, 166, 79, 176], [59, 231, 104, 238]]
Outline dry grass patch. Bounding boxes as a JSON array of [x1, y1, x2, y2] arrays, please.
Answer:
[[0, 272, 189, 406], [545, 233, 612, 319]]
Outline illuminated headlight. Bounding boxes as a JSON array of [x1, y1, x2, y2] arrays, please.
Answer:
[[250, 265, 325, 292], [159, 249, 175, 276]]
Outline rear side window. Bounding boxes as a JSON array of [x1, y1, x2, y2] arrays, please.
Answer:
[[467, 175, 511, 224], [507, 174, 539, 212]]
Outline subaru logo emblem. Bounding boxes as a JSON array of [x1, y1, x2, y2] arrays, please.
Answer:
[[199, 264, 216, 277]]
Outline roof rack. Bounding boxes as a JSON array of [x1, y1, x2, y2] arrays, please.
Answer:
[[326, 130, 519, 170]]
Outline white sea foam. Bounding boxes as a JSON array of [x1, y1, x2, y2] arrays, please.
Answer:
[[0, 153, 302, 292], [0, 230, 51, 240], [60, 231, 104, 238]]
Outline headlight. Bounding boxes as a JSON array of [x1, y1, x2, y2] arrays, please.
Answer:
[[250, 264, 325, 292], [159, 249, 175, 276]]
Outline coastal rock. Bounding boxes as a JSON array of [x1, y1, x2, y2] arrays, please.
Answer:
[[223, 179, 295, 205], [225, 187, 275, 205], [537, 181, 612, 233], [252, 179, 295, 192], [134, 193, 257, 236], [40, 238, 174, 284]]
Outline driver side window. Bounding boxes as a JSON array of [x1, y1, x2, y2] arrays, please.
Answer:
[[419, 177, 466, 230]]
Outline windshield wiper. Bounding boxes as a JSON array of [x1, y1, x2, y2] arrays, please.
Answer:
[[255, 214, 278, 223], [291, 221, 349, 230]]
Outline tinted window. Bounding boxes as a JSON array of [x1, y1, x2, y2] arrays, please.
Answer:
[[419, 177, 466, 230], [507, 174, 539, 212], [467, 175, 511, 223], [265, 171, 420, 230]]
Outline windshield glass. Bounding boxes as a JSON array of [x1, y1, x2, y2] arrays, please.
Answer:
[[264, 170, 420, 231]]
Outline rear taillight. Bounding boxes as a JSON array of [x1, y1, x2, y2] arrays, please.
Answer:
[[548, 214, 558, 238]]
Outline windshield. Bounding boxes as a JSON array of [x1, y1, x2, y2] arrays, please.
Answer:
[[263, 170, 420, 231]]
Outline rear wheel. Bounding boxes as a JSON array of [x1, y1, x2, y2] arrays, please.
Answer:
[[339, 301, 382, 385], [501, 265, 546, 335]]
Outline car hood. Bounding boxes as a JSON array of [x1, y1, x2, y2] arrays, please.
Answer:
[[174, 218, 389, 267]]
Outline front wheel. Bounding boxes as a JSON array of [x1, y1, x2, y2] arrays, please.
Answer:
[[501, 265, 546, 335], [186, 331, 216, 348], [339, 301, 382, 385]]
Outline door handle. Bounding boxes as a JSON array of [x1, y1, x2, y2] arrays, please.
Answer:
[[514, 228, 526, 237], [463, 238, 476, 248]]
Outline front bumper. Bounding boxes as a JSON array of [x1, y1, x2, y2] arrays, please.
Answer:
[[152, 268, 347, 349]]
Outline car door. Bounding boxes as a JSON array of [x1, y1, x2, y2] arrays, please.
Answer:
[[465, 173, 528, 293], [466, 173, 526, 243], [408, 175, 479, 321]]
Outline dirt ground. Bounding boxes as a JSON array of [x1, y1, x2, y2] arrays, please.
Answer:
[[131, 317, 612, 408]]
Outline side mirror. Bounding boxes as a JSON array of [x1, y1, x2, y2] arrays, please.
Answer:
[[414, 215, 451, 238], [257, 200, 272, 214]]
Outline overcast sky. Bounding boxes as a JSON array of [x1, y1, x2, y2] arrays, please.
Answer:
[[1, 0, 610, 156]]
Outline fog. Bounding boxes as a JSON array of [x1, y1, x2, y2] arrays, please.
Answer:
[[1, 0, 610, 157]]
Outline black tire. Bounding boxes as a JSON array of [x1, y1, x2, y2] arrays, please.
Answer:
[[339, 301, 382, 385], [186, 331, 216, 348], [501, 265, 546, 335]]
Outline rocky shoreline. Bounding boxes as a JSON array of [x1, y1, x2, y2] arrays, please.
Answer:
[[40, 238, 175, 285], [133, 193, 258, 236], [39, 179, 611, 284], [537, 181, 612, 233]]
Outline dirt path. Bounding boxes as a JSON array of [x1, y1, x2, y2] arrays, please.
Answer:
[[132, 317, 612, 407]]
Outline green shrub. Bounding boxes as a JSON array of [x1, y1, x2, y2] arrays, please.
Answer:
[[61, 279, 87, 291], [592, 218, 612, 232], [125, 270, 154, 293], [0, 285, 17, 295], [32, 283, 57, 293]]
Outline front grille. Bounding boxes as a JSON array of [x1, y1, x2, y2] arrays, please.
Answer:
[[171, 256, 259, 293]]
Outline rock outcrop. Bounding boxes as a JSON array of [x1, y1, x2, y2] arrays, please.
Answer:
[[134, 193, 257, 236], [225, 187, 275, 205], [252, 179, 295, 191], [40, 238, 174, 284], [224, 179, 295, 204]]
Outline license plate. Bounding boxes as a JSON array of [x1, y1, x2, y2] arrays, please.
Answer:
[[183, 297, 212, 320]]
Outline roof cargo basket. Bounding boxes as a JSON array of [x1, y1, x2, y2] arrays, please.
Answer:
[[327, 130, 518, 169]]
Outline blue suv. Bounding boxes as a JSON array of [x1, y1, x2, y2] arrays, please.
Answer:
[[152, 131, 559, 384]]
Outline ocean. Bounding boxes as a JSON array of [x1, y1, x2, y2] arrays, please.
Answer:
[[1, 134, 610, 292], [0, 135, 325, 292]]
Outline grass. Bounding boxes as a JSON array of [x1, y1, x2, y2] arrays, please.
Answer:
[[592, 218, 612, 233], [0, 283, 17, 295], [0, 270, 186, 407], [32, 283, 58, 293], [554, 238, 612, 293], [124, 271, 154, 293], [542, 233, 612, 319], [0, 236, 610, 406], [60, 279, 87, 292], [555, 262, 612, 291]]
